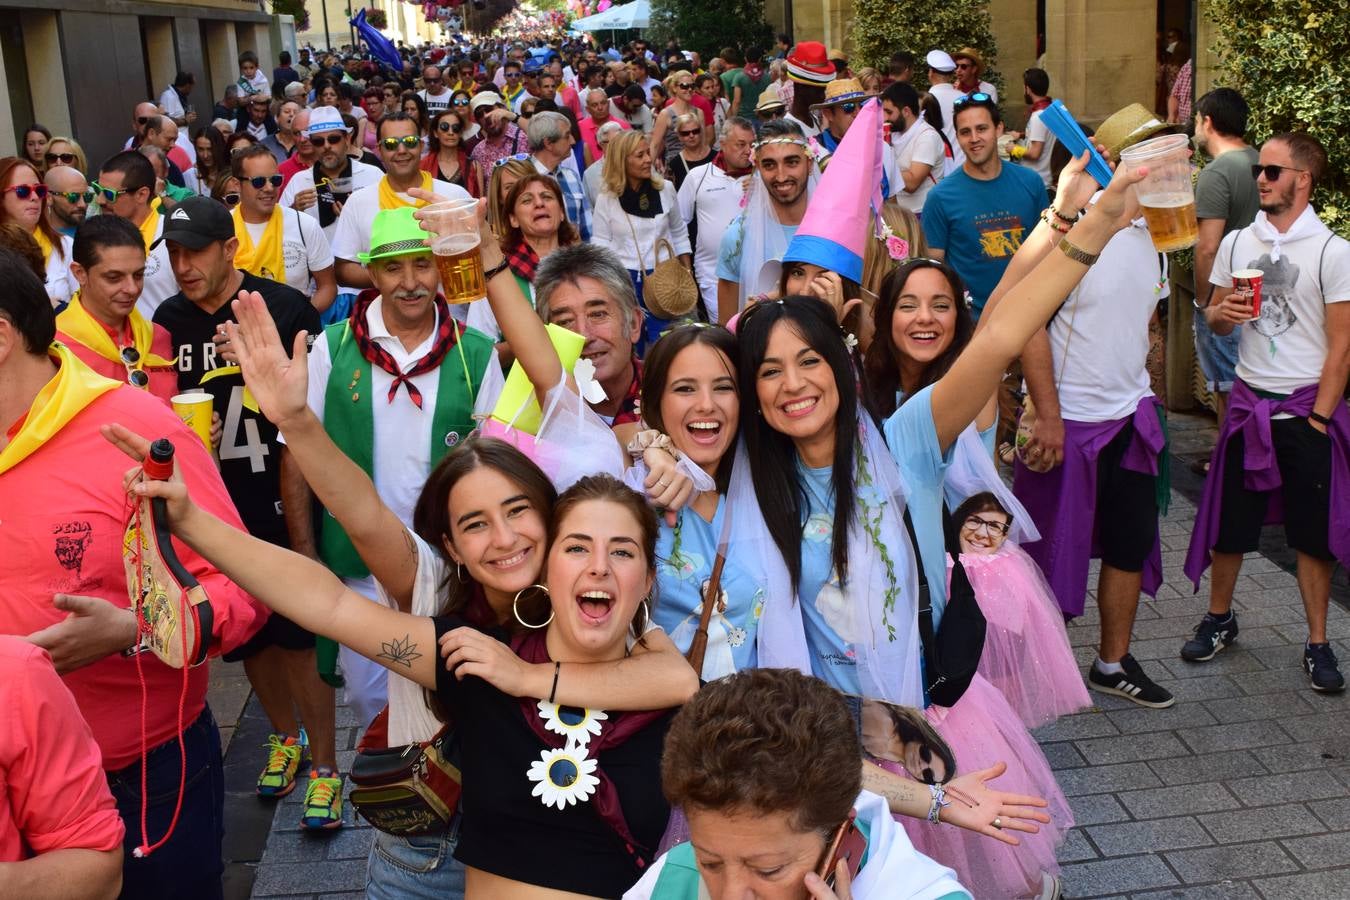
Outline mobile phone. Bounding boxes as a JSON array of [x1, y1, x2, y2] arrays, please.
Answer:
[[816, 811, 866, 887], [1038, 99, 1114, 188]]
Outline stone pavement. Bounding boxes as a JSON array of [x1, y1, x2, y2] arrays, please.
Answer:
[[214, 413, 1350, 899]]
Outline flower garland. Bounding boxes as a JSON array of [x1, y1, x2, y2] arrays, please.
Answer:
[[877, 219, 911, 261], [853, 436, 901, 641]]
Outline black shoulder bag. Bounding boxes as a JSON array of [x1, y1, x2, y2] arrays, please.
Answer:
[[901, 503, 985, 708]]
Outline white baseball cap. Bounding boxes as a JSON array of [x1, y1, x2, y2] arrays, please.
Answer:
[[470, 91, 503, 113], [926, 50, 957, 73]]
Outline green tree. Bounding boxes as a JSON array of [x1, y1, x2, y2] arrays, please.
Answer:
[[852, 0, 1001, 98], [648, 0, 772, 61], [1204, 0, 1350, 235], [272, 0, 310, 31]]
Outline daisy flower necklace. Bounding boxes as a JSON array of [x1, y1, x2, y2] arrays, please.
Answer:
[[527, 701, 608, 809]]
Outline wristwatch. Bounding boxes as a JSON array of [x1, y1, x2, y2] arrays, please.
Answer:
[[1058, 237, 1099, 267]]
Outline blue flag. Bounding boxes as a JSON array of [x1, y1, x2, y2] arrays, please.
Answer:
[[351, 8, 403, 74]]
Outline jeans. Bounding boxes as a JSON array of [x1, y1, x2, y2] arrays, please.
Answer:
[[366, 816, 466, 899], [106, 706, 225, 900], [1194, 307, 1241, 393]]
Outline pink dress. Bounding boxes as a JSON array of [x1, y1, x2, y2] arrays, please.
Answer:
[[955, 543, 1092, 729], [895, 675, 1073, 898]]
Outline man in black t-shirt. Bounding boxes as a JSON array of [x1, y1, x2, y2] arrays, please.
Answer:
[[151, 196, 343, 831]]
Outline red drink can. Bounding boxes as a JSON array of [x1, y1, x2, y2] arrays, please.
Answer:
[[1233, 268, 1263, 318], [882, 121, 892, 145]]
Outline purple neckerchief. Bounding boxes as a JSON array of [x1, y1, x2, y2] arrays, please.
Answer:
[[1183, 380, 1350, 588], [1013, 398, 1166, 617]]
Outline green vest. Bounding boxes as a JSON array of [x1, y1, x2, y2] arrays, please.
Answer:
[[318, 315, 494, 579]]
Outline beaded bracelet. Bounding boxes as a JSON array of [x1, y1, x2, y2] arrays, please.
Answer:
[[1040, 208, 1072, 235], [927, 783, 950, 824]]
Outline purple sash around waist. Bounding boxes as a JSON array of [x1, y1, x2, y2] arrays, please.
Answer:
[[1012, 398, 1166, 617], [1183, 380, 1350, 588]]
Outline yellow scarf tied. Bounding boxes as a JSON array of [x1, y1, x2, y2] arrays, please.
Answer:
[[138, 207, 162, 251], [231, 205, 286, 283], [55, 293, 178, 370], [32, 227, 55, 266], [0, 344, 120, 476], [377, 172, 435, 210]]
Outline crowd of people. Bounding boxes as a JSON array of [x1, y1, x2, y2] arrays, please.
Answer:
[[2, 22, 1347, 900]]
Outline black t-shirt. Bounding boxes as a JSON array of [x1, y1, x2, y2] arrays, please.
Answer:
[[432, 615, 674, 898], [153, 272, 320, 545]]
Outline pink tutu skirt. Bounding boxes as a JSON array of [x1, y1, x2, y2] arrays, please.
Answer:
[[898, 675, 1073, 899], [956, 544, 1091, 729]]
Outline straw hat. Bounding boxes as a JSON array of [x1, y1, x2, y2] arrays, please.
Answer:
[[755, 84, 787, 114], [1094, 103, 1175, 161], [952, 47, 984, 74], [785, 41, 835, 85], [809, 78, 869, 111]]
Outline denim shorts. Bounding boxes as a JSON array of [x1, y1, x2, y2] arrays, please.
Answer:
[[366, 815, 466, 900], [1194, 308, 1241, 393]]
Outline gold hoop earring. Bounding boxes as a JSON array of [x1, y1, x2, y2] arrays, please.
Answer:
[[513, 585, 554, 629]]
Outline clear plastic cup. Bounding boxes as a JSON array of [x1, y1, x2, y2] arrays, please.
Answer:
[[1119, 133, 1198, 252], [420, 198, 484, 304]]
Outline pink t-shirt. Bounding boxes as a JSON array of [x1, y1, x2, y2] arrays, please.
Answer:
[[580, 115, 632, 163], [0, 637, 124, 862], [0, 382, 265, 770], [59, 321, 178, 405]]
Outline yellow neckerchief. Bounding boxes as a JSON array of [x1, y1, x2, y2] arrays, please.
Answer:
[[377, 171, 435, 210], [31, 227, 55, 265], [55, 292, 177, 369], [231, 205, 286, 283], [137, 205, 162, 250], [0, 343, 120, 476]]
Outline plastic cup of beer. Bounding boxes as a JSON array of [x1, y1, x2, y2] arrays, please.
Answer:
[[421, 198, 484, 304], [171, 392, 214, 447], [1233, 268, 1264, 318], [1119, 133, 1198, 252]]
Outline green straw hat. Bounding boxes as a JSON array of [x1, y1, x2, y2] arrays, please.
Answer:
[[358, 207, 432, 263]]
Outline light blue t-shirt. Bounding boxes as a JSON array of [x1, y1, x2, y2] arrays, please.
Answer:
[[714, 214, 798, 285], [654, 500, 765, 679], [883, 385, 958, 626], [920, 162, 1047, 317], [796, 460, 862, 694]]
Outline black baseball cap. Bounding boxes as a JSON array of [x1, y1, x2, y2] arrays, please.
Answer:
[[151, 196, 235, 250]]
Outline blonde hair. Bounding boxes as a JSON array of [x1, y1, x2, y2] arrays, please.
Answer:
[[855, 67, 881, 93], [44, 137, 87, 174], [601, 131, 663, 196], [486, 157, 538, 240], [861, 201, 928, 299]]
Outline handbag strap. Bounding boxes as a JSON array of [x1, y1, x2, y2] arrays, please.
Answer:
[[685, 506, 732, 675], [623, 210, 647, 272]]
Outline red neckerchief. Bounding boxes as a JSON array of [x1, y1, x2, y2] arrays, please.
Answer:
[[712, 152, 753, 178], [956, 78, 980, 94], [510, 628, 668, 870], [1029, 97, 1052, 113], [611, 356, 643, 425], [349, 289, 461, 409], [745, 63, 764, 80], [504, 239, 540, 283]]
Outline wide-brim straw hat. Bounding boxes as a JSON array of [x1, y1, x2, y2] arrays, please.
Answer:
[[810, 78, 869, 111], [1094, 103, 1176, 161], [755, 84, 787, 113]]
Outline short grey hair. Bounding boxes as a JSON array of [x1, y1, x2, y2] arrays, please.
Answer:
[[526, 111, 572, 152], [596, 120, 624, 146], [722, 116, 755, 142], [225, 84, 240, 101], [534, 243, 641, 334]]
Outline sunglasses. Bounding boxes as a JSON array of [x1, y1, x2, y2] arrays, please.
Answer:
[[45, 152, 77, 165], [90, 182, 132, 203], [835, 102, 860, 115], [955, 62, 975, 70], [678, 128, 702, 136], [3, 183, 49, 200], [676, 82, 694, 89], [315, 132, 347, 146], [244, 174, 285, 190], [1252, 163, 1306, 181], [121, 346, 150, 389], [57, 189, 98, 204], [953, 92, 994, 108], [757, 108, 786, 119], [438, 121, 463, 134], [453, 97, 471, 106], [504, 71, 522, 78], [493, 152, 532, 169], [223, 192, 241, 207], [380, 135, 422, 151]]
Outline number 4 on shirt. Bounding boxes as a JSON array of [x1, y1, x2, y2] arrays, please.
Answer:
[[219, 385, 270, 473]]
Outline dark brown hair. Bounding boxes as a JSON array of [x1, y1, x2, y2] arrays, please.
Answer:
[[499, 173, 580, 252], [640, 324, 740, 493], [661, 668, 861, 834], [1270, 132, 1328, 190], [952, 491, 1010, 529]]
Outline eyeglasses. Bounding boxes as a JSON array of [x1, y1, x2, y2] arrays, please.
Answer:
[[380, 135, 422, 151], [315, 132, 347, 146], [3, 183, 49, 200], [120, 346, 150, 389], [453, 97, 471, 106], [953, 92, 993, 108], [438, 121, 462, 134], [57, 189, 97, 204], [90, 182, 132, 203], [756, 108, 786, 119], [1252, 163, 1306, 181], [45, 152, 77, 165], [677, 128, 702, 136], [244, 174, 285, 190], [223, 192, 240, 207], [493, 152, 531, 169], [962, 515, 1010, 537]]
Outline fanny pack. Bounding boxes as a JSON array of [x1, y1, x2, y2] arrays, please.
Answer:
[[349, 713, 462, 836]]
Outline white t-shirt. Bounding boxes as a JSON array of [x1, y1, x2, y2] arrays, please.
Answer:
[[928, 82, 962, 161], [1021, 109, 1057, 189], [159, 86, 186, 120], [676, 162, 750, 317], [44, 234, 76, 307], [240, 208, 335, 297], [280, 159, 384, 243], [892, 120, 946, 214], [1213, 219, 1350, 395], [136, 212, 179, 320], [1048, 207, 1168, 422], [420, 88, 452, 114]]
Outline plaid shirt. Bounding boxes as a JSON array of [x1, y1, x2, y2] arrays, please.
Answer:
[[534, 156, 592, 241], [1170, 60, 1194, 123]]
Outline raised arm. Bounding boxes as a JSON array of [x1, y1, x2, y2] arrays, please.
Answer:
[[226, 291, 419, 605], [104, 422, 442, 691], [929, 160, 1145, 450]]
